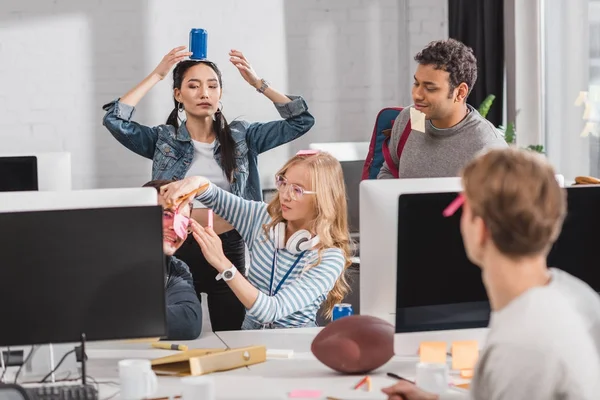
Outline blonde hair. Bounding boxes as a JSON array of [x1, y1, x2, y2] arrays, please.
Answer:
[[262, 152, 352, 320], [461, 148, 566, 257]]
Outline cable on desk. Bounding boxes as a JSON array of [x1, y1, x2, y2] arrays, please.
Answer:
[[39, 349, 76, 383], [14, 345, 35, 384], [0, 347, 10, 382]]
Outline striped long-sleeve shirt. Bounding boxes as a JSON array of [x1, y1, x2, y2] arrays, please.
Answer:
[[197, 183, 345, 329]]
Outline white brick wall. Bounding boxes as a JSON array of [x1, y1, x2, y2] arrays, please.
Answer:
[[0, 0, 447, 190]]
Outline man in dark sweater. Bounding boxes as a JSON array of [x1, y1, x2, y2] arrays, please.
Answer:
[[378, 39, 506, 179], [144, 180, 202, 340]]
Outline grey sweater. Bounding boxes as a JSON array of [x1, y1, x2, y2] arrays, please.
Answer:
[[377, 105, 507, 179], [440, 268, 600, 400]]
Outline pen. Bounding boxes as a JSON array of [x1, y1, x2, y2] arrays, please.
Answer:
[[151, 342, 188, 351], [387, 372, 414, 383]]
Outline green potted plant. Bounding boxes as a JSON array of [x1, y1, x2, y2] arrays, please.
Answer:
[[478, 94, 543, 154]]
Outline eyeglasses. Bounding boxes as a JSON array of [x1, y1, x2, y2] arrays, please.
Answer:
[[275, 175, 316, 201]]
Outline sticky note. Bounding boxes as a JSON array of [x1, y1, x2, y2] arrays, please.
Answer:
[[451, 341, 479, 370], [173, 212, 190, 239], [410, 107, 426, 133], [207, 209, 213, 229], [288, 390, 321, 398], [419, 342, 447, 364], [574, 91, 587, 107], [296, 149, 320, 156], [460, 369, 474, 379]]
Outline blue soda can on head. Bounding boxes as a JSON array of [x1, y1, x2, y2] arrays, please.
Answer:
[[189, 28, 208, 60], [332, 303, 353, 321]]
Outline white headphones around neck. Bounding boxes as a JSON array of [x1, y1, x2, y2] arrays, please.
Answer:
[[269, 222, 320, 254]]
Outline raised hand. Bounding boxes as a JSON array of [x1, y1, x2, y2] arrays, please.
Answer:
[[153, 46, 193, 80], [160, 176, 209, 210], [229, 49, 261, 88], [190, 219, 229, 271]]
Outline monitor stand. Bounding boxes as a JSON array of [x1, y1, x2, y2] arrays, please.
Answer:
[[19, 334, 88, 385], [0, 346, 5, 383]]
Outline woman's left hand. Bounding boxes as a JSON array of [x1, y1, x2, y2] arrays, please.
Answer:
[[229, 49, 261, 88], [190, 219, 229, 272]]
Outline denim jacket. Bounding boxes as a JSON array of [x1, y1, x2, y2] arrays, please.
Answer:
[[102, 96, 315, 201]]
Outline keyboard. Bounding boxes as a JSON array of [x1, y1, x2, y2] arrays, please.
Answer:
[[23, 384, 98, 400]]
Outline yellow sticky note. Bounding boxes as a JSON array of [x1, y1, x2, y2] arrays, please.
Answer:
[[460, 369, 474, 379], [419, 342, 447, 364], [451, 341, 479, 370], [410, 107, 426, 133]]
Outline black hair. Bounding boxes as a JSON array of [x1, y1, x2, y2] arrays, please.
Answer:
[[166, 60, 237, 183], [414, 38, 478, 98]]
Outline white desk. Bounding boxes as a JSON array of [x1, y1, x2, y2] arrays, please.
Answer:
[[215, 327, 320, 354], [86, 330, 226, 360], [83, 328, 470, 400]]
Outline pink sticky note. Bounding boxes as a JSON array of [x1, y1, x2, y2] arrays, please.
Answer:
[[173, 212, 190, 239], [207, 209, 213, 229], [288, 390, 321, 398], [443, 193, 464, 217], [296, 149, 320, 156]]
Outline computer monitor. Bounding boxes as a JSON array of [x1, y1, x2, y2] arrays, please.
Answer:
[[0, 156, 38, 192], [393, 183, 598, 334], [359, 178, 462, 324], [341, 160, 364, 235], [547, 185, 600, 292], [0, 205, 166, 346], [0, 152, 72, 191], [308, 142, 369, 162], [395, 191, 489, 333], [359, 175, 566, 325], [0, 187, 157, 213]]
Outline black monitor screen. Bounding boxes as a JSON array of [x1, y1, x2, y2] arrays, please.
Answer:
[[0, 206, 167, 346], [547, 186, 600, 290], [0, 156, 38, 192], [396, 192, 489, 333], [341, 160, 363, 234], [396, 187, 600, 333]]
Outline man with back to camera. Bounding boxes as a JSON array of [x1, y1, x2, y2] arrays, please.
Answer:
[[382, 148, 600, 400], [378, 39, 506, 179], [143, 179, 202, 340]]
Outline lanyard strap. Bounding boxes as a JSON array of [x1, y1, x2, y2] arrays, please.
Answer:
[[269, 250, 306, 296]]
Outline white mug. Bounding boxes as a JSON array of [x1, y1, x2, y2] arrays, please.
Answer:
[[180, 375, 215, 400], [415, 362, 449, 394], [118, 359, 158, 400]]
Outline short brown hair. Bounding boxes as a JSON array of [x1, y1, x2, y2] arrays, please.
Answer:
[[461, 148, 566, 257]]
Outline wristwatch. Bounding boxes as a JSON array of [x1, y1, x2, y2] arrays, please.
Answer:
[[215, 265, 237, 281], [256, 78, 269, 94]]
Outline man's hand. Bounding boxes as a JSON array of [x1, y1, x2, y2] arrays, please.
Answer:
[[382, 381, 439, 400]]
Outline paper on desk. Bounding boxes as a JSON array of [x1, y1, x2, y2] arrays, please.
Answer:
[[288, 389, 321, 398], [410, 107, 426, 133]]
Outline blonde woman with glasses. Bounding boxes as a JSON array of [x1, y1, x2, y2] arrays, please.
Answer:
[[160, 150, 352, 329]]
